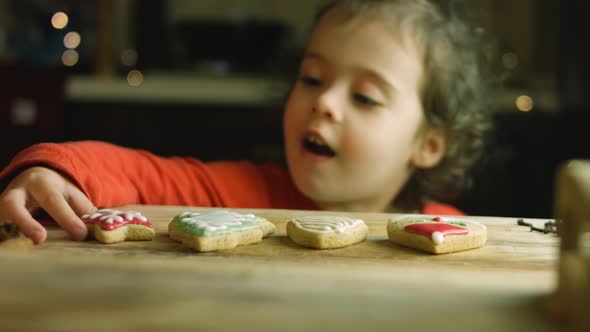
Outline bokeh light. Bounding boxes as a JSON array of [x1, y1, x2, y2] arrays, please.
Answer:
[[51, 12, 69, 30], [63, 31, 81, 49], [127, 69, 144, 87], [62, 49, 79, 66], [515, 95, 534, 112], [502, 52, 519, 70], [121, 49, 138, 67], [51, 12, 68, 29]]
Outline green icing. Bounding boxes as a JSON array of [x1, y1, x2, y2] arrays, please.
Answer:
[[404, 218, 468, 228], [449, 221, 468, 227], [173, 211, 265, 237], [407, 218, 429, 224]]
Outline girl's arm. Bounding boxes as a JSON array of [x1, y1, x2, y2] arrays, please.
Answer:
[[0, 140, 308, 243]]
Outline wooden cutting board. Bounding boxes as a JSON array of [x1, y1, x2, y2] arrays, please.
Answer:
[[0, 206, 560, 332]]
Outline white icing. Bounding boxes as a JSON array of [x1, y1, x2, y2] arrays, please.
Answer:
[[291, 215, 364, 234], [431, 231, 444, 245], [81, 209, 147, 224], [178, 210, 259, 232]]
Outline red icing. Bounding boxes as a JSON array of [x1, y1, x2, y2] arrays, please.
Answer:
[[404, 223, 468, 238], [82, 212, 153, 231], [433, 217, 442, 222]]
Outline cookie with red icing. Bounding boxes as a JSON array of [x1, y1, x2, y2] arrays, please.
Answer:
[[387, 215, 486, 254], [81, 209, 155, 244]]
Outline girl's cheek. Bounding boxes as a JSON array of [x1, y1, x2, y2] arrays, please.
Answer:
[[342, 120, 395, 163], [285, 99, 307, 131], [288, 88, 310, 111], [341, 127, 372, 159]]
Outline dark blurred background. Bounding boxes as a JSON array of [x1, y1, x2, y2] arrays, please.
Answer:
[[0, 0, 588, 218]]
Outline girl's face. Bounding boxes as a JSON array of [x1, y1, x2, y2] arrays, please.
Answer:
[[284, 13, 445, 212]]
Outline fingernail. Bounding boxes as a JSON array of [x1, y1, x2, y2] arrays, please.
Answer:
[[27, 230, 44, 244], [71, 227, 88, 241]]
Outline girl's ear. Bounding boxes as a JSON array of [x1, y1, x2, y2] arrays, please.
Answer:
[[410, 128, 448, 169]]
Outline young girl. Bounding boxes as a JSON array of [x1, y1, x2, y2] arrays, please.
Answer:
[[0, 0, 495, 244]]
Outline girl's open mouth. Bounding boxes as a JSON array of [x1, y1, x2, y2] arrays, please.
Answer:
[[302, 134, 336, 158]]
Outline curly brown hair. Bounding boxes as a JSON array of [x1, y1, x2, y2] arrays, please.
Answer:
[[312, 0, 498, 211]]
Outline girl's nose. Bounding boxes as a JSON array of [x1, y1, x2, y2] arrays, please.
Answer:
[[312, 88, 343, 122]]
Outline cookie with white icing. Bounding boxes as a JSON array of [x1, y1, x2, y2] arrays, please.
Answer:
[[168, 210, 275, 252], [287, 215, 368, 249], [387, 215, 487, 254], [81, 209, 155, 244]]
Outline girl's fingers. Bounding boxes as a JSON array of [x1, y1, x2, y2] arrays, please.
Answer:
[[0, 191, 47, 244], [1, 167, 95, 243], [30, 188, 87, 241], [66, 186, 96, 219]]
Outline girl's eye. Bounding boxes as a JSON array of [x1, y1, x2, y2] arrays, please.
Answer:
[[353, 93, 380, 107], [301, 76, 322, 87]]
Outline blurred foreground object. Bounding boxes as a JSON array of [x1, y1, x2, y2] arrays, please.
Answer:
[[551, 160, 590, 331]]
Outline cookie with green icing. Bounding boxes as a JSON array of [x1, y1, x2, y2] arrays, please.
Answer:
[[168, 210, 275, 252]]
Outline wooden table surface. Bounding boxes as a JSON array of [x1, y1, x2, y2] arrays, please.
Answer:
[[0, 206, 561, 332]]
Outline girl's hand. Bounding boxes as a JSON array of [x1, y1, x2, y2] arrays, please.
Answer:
[[0, 167, 96, 244]]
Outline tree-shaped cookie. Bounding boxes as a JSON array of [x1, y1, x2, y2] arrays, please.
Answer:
[[168, 210, 275, 252]]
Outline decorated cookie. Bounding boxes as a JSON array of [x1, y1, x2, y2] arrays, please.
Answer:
[[0, 222, 34, 249], [387, 215, 487, 254], [287, 215, 368, 249], [80, 209, 155, 244], [168, 210, 275, 252]]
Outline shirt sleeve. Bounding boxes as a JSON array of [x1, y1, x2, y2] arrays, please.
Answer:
[[422, 201, 465, 216], [0, 140, 312, 209]]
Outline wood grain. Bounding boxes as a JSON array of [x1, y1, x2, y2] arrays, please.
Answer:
[[0, 206, 560, 332]]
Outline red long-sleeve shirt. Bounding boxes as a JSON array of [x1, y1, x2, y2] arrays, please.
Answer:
[[0, 141, 463, 215]]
